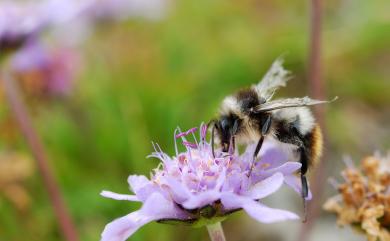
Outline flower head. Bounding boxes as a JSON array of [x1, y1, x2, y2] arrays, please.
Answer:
[[0, 0, 167, 53], [101, 124, 308, 241], [84, 0, 168, 22], [11, 41, 81, 98], [324, 153, 390, 241], [0, 1, 47, 52], [0, 0, 89, 54]]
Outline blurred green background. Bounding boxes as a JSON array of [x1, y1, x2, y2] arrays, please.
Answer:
[[0, 0, 389, 241]]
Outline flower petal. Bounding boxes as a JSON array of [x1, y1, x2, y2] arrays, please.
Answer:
[[101, 211, 153, 241], [242, 141, 287, 166], [182, 190, 221, 210], [101, 192, 188, 241], [244, 200, 299, 223], [161, 176, 191, 203], [128, 175, 150, 193], [127, 175, 158, 201], [258, 162, 301, 176], [214, 168, 226, 191], [222, 171, 243, 192], [141, 193, 188, 219], [259, 143, 290, 168], [246, 172, 284, 199], [101, 191, 139, 202], [221, 193, 299, 223], [284, 175, 312, 200]]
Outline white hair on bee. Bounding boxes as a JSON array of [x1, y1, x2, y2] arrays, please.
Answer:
[[235, 119, 261, 145], [219, 96, 242, 117], [272, 107, 315, 135]]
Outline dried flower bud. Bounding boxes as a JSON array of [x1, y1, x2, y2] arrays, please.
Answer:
[[0, 151, 34, 211], [324, 153, 390, 241]]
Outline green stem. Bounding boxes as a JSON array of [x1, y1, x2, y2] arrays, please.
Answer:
[[207, 222, 226, 241]]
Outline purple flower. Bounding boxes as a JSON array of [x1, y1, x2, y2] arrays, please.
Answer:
[[10, 40, 80, 97], [101, 124, 309, 241], [0, 0, 87, 52], [44, 0, 168, 45], [1, 0, 167, 52], [84, 0, 168, 21], [0, 1, 47, 51]]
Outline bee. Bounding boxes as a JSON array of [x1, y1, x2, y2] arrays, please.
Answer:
[[210, 58, 336, 204]]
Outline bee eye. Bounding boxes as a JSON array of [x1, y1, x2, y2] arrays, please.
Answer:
[[220, 118, 230, 131], [232, 118, 241, 135]]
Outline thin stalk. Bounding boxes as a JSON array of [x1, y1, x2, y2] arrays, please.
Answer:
[[0, 69, 79, 241], [297, 0, 326, 240], [207, 222, 227, 241]]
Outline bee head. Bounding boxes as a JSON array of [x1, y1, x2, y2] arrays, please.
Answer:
[[215, 114, 241, 152]]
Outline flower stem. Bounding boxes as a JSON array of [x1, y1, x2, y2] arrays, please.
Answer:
[[297, 0, 326, 240], [0, 68, 80, 241], [207, 222, 226, 241]]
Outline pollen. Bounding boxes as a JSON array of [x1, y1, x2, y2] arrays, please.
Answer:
[[261, 163, 271, 169]]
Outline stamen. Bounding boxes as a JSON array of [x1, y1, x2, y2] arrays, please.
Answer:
[[200, 122, 208, 141], [151, 142, 162, 159], [191, 132, 199, 147], [175, 127, 198, 139], [155, 143, 170, 162], [174, 128, 179, 156], [183, 141, 198, 149]]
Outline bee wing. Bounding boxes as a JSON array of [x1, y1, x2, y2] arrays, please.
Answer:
[[254, 57, 291, 101], [252, 96, 338, 112]]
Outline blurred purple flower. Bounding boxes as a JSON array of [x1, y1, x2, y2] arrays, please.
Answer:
[[0, 1, 47, 51], [45, 0, 168, 45], [0, 0, 88, 52], [1, 0, 169, 100], [11, 40, 80, 97], [101, 124, 308, 241], [85, 0, 168, 21], [1, 0, 168, 52]]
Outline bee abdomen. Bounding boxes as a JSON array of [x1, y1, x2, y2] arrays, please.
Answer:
[[274, 118, 323, 168], [306, 123, 323, 167]]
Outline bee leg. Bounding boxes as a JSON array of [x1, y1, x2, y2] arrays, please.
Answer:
[[298, 146, 309, 222], [247, 135, 265, 177], [228, 119, 241, 155], [298, 146, 309, 198], [248, 115, 272, 177]]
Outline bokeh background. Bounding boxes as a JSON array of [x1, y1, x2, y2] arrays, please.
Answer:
[[0, 0, 389, 241]]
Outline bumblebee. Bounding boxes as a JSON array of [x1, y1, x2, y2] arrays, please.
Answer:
[[210, 59, 336, 202]]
